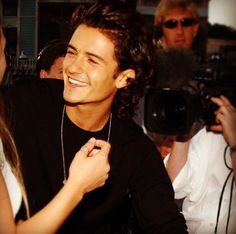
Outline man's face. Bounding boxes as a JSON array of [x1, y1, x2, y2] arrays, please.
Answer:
[[40, 56, 65, 79], [161, 8, 199, 49], [0, 28, 6, 83], [63, 24, 118, 108]]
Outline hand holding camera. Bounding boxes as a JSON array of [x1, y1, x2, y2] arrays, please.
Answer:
[[209, 95, 236, 148]]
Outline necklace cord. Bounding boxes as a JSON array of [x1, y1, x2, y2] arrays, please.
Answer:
[[60, 106, 112, 184], [214, 145, 234, 233], [60, 106, 67, 185]]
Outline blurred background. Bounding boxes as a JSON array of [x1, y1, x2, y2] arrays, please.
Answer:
[[1, 0, 236, 82]]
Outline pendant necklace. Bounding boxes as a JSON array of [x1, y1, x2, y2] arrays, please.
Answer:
[[60, 105, 112, 184]]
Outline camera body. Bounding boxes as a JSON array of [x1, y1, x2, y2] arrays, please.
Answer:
[[144, 51, 236, 135], [144, 88, 201, 135]]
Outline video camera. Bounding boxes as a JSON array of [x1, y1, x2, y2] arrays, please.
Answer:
[[144, 47, 236, 135]]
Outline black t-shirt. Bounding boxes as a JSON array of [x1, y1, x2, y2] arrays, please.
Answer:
[[5, 78, 187, 233]]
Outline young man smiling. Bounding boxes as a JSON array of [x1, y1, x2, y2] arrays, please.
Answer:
[[5, 1, 188, 233]]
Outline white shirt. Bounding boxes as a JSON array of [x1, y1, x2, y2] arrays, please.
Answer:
[[0, 139, 22, 217], [166, 127, 236, 234]]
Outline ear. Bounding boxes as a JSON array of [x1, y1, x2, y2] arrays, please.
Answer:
[[115, 69, 135, 89], [39, 70, 48, 79], [160, 36, 167, 48]]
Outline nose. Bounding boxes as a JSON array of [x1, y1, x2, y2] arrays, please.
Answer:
[[66, 55, 84, 74], [176, 23, 184, 35]]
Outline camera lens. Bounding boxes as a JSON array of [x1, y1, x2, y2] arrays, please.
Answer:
[[153, 90, 187, 130], [144, 89, 199, 135]]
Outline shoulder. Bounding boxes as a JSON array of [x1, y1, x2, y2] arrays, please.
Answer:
[[113, 117, 149, 141], [7, 78, 64, 99], [191, 127, 223, 147], [5, 79, 64, 124], [5, 78, 64, 108], [112, 117, 159, 155]]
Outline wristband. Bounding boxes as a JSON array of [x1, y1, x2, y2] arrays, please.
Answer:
[[230, 144, 236, 153]]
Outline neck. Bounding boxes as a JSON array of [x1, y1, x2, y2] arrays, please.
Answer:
[[65, 105, 111, 131]]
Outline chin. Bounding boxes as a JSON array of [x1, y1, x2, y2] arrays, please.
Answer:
[[63, 90, 77, 104], [174, 44, 187, 48]]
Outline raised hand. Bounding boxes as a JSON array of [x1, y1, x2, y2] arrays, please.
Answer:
[[210, 95, 236, 147], [68, 137, 111, 194]]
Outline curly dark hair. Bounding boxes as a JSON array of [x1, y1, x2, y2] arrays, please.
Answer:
[[70, 0, 154, 120]]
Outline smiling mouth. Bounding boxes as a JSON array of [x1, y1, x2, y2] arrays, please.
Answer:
[[68, 77, 88, 87]]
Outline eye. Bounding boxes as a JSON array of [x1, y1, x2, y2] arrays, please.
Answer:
[[88, 57, 98, 64], [66, 49, 75, 56]]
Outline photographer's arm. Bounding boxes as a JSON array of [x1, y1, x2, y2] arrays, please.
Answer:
[[165, 122, 201, 182], [210, 95, 236, 182], [165, 140, 190, 182]]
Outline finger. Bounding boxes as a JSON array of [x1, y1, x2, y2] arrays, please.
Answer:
[[211, 96, 223, 107], [209, 124, 223, 132], [220, 95, 230, 105], [212, 96, 234, 110], [80, 145, 90, 154], [95, 140, 111, 155], [90, 148, 100, 155], [212, 97, 234, 115], [220, 95, 235, 110], [80, 137, 96, 155]]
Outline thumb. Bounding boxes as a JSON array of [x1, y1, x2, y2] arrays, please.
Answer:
[[94, 139, 111, 157]]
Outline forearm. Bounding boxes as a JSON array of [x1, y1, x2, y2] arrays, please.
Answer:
[[16, 138, 110, 234], [17, 180, 84, 234], [0, 172, 16, 234], [166, 140, 190, 182]]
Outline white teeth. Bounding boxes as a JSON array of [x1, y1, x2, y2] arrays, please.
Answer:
[[69, 78, 79, 84], [68, 78, 88, 86]]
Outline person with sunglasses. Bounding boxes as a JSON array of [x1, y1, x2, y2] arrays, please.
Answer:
[[133, 0, 200, 160], [153, 2, 236, 233], [154, 0, 199, 49], [142, 0, 201, 159]]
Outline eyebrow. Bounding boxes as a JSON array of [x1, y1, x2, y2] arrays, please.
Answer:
[[67, 44, 106, 64]]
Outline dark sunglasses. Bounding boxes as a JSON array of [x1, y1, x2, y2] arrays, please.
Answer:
[[163, 18, 196, 29]]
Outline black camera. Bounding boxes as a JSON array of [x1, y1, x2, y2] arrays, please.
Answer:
[[144, 49, 236, 135], [144, 88, 202, 135]]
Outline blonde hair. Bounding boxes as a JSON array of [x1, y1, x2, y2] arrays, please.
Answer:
[[0, 17, 30, 218], [0, 115, 30, 218], [155, 0, 199, 27]]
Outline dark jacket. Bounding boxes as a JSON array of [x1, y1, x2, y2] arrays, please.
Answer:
[[5, 79, 187, 233]]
